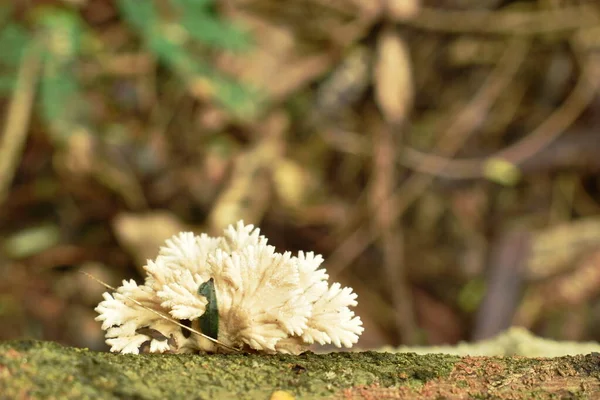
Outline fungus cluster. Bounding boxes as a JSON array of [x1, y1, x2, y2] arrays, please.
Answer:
[[95, 221, 363, 354]]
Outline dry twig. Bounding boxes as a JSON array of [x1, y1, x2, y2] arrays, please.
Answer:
[[0, 42, 42, 206], [327, 38, 530, 277], [408, 5, 600, 36]]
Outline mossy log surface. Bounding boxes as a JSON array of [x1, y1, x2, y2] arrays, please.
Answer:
[[1, 340, 600, 399]]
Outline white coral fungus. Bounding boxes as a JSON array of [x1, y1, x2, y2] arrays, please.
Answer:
[[95, 221, 364, 354]]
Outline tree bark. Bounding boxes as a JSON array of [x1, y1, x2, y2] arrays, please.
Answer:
[[1, 339, 599, 399]]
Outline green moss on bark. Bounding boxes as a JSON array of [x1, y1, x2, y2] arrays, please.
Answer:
[[0, 340, 458, 399], [3, 339, 600, 399]]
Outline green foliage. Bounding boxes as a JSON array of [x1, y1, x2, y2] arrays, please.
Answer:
[[118, 0, 259, 118], [178, 8, 250, 51], [116, 0, 157, 33], [458, 278, 486, 313], [169, 0, 214, 13], [0, 23, 28, 67], [197, 278, 219, 340], [168, 0, 251, 50], [0, 13, 28, 93], [0, 0, 259, 137], [36, 8, 86, 140]]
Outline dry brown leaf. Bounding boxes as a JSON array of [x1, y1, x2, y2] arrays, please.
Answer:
[[384, 0, 420, 21], [54, 130, 147, 210], [527, 218, 600, 280], [374, 29, 414, 125], [268, 53, 333, 101], [208, 159, 271, 232], [208, 111, 288, 231], [516, 248, 600, 327], [547, 249, 600, 307], [272, 158, 312, 209], [350, 0, 384, 22], [58, 130, 95, 176], [447, 37, 506, 67], [112, 211, 190, 270], [216, 14, 332, 103], [100, 53, 154, 76]]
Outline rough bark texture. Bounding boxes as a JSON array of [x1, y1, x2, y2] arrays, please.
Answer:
[[1, 339, 600, 399]]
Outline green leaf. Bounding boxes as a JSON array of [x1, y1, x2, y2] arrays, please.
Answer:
[[169, 0, 213, 14], [0, 4, 13, 27], [147, 29, 191, 68], [40, 68, 79, 132], [34, 9, 87, 139], [0, 23, 29, 66], [180, 12, 250, 51], [119, 0, 259, 118], [2, 224, 61, 259], [169, 0, 250, 51], [197, 278, 219, 340], [0, 73, 16, 94], [117, 0, 157, 32], [206, 71, 263, 119], [147, 32, 260, 118], [36, 8, 84, 59]]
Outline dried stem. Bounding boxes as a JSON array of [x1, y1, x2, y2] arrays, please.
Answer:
[[407, 5, 600, 36], [0, 41, 42, 207], [399, 59, 600, 178], [327, 38, 529, 277]]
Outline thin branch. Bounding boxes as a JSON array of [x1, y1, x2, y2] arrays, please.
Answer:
[[407, 5, 600, 36], [327, 38, 529, 277], [368, 105, 416, 344], [0, 41, 42, 207], [398, 34, 600, 180]]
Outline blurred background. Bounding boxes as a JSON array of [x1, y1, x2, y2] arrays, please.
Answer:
[[1, 0, 600, 352]]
